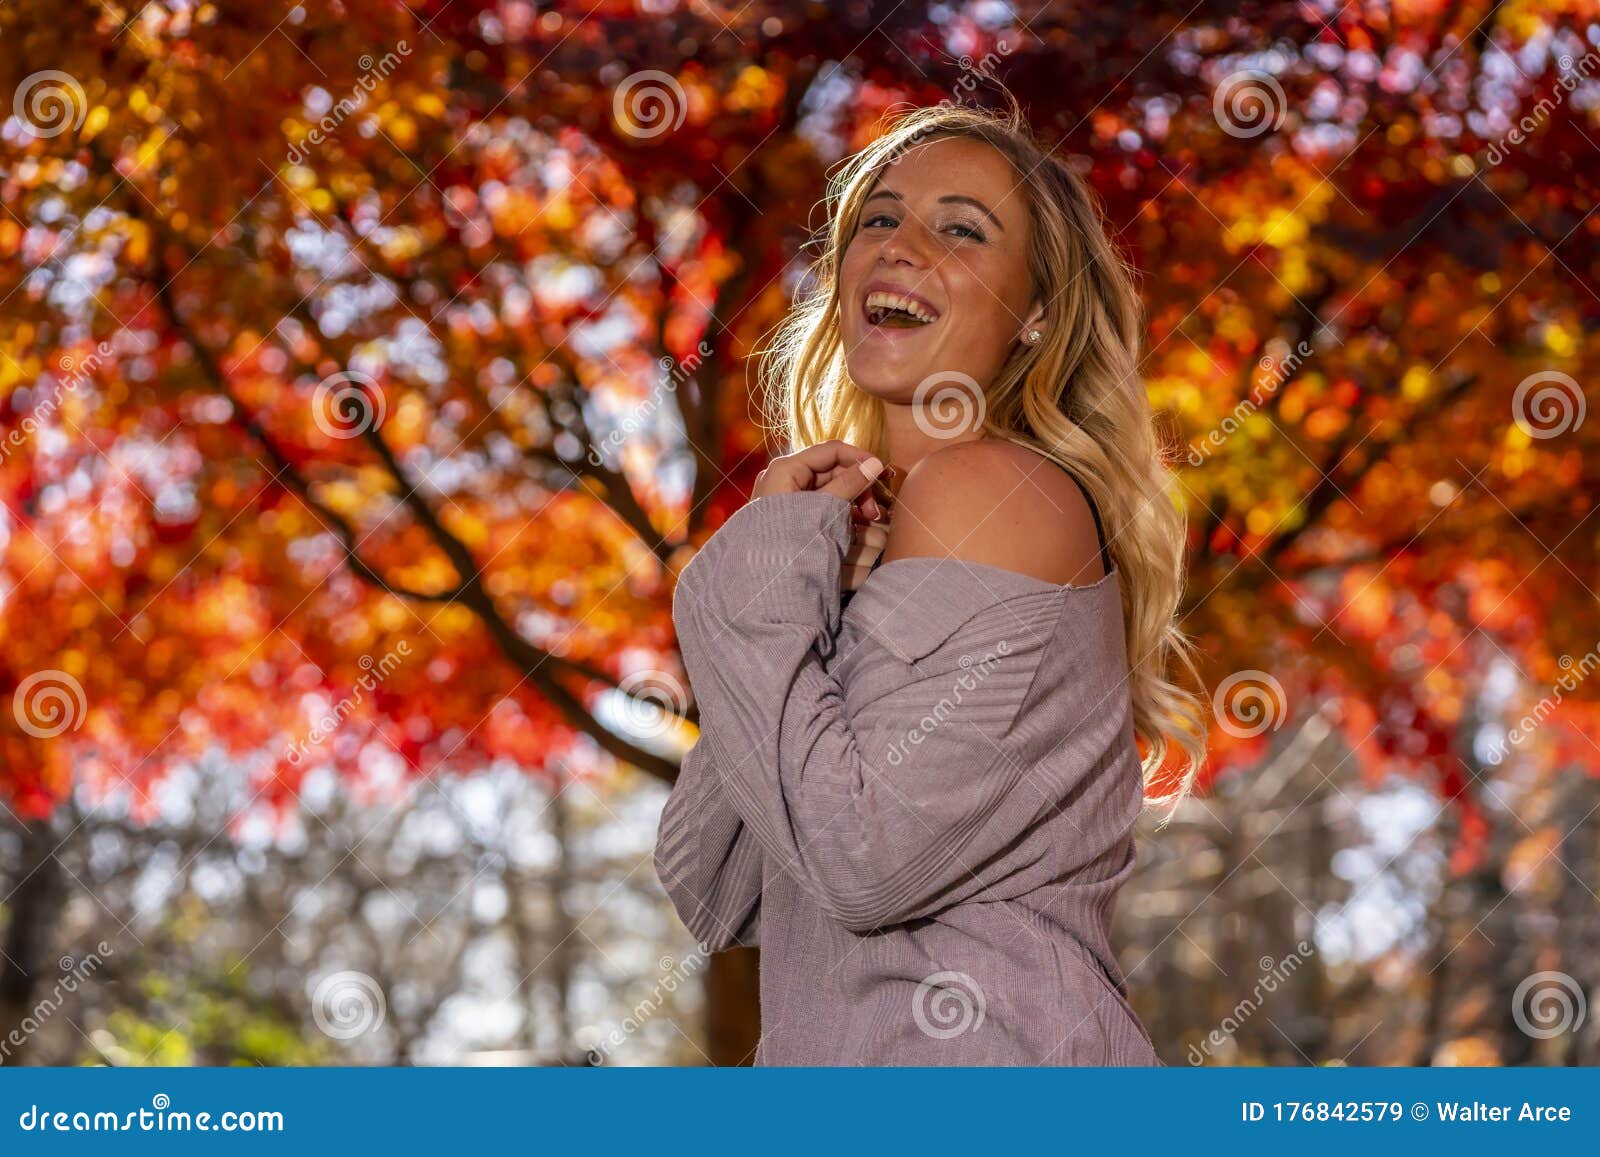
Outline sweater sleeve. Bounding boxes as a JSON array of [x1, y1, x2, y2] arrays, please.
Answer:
[[653, 733, 762, 951], [671, 489, 1072, 934]]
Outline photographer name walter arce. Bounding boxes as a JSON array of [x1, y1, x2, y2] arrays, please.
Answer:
[[1436, 1101, 1572, 1123]]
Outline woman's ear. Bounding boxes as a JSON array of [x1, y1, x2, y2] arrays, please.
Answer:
[[1017, 300, 1046, 344]]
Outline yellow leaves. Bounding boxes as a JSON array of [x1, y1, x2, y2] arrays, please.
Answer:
[[446, 509, 490, 551], [1245, 506, 1279, 537], [545, 194, 576, 231], [726, 65, 781, 114], [1504, 826, 1562, 900], [133, 130, 165, 173], [1543, 323, 1577, 358], [1400, 364, 1431, 402], [123, 219, 151, 264], [385, 113, 418, 151], [1260, 206, 1308, 248], [378, 225, 425, 262], [1279, 246, 1313, 292], [82, 103, 110, 139]]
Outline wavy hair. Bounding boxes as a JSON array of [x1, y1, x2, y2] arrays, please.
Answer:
[[757, 97, 1208, 819]]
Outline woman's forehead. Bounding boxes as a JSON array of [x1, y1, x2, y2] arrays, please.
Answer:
[[869, 138, 1025, 220]]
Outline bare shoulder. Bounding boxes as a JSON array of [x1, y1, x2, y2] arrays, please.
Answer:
[[882, 438, 1107, 587]]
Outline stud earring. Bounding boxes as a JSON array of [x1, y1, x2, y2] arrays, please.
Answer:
[[1023, 327, 1043, 346]]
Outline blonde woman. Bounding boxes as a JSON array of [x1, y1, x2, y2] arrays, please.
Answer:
[[655, 98, 1207, 1066]]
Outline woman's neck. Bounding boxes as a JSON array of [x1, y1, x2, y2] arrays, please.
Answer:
[[882, 398, 988, 482]]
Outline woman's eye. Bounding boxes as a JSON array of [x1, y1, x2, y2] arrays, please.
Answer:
[[858, 213, 985, 241]]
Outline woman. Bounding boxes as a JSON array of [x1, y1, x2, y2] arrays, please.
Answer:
[[654, 98, 1207, 1065]]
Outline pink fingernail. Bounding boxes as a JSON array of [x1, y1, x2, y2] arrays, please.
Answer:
[[858, 456, 883, 481]]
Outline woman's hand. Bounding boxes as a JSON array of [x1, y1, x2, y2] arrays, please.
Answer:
[[841, 514, 890, 592], [752, 440, 890, 520], [752, 441, 896, 593]]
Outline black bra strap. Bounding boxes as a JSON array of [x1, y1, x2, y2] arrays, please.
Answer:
[[1056, 463, 1113, 576]]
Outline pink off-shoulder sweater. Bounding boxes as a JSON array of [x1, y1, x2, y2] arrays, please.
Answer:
[[654, 488, 1161, 1065]]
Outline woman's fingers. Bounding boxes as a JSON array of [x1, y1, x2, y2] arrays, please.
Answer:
[[753, 441, 878, 498], [816, 454, 884, 506]]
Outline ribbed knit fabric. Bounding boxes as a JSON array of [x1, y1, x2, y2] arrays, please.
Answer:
[[655, 489, 1161, 1066]]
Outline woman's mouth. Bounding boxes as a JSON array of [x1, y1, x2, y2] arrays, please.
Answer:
[[862, 289, 941, 333]]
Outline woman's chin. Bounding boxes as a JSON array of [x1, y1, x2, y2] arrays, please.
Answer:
[[842, 351, 933, 401]]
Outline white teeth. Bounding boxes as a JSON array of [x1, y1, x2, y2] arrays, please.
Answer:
[[864, 290, 938, 325]]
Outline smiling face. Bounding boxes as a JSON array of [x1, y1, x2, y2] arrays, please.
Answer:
[[838, 135, 1044, 409]]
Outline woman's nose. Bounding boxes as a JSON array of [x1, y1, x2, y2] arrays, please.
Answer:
[[878, 218, 931, 266]]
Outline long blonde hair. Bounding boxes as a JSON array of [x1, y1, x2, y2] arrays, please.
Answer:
[[758, 98, 1209, 818]]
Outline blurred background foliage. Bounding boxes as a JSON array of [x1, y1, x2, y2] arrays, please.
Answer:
[[1, 0, 1598, 1065]]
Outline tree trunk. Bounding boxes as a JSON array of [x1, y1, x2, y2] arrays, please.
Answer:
[[0, 819, 65, 1066]]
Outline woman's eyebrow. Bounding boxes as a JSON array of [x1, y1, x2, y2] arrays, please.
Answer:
[[862, 189, 1005, 232]]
